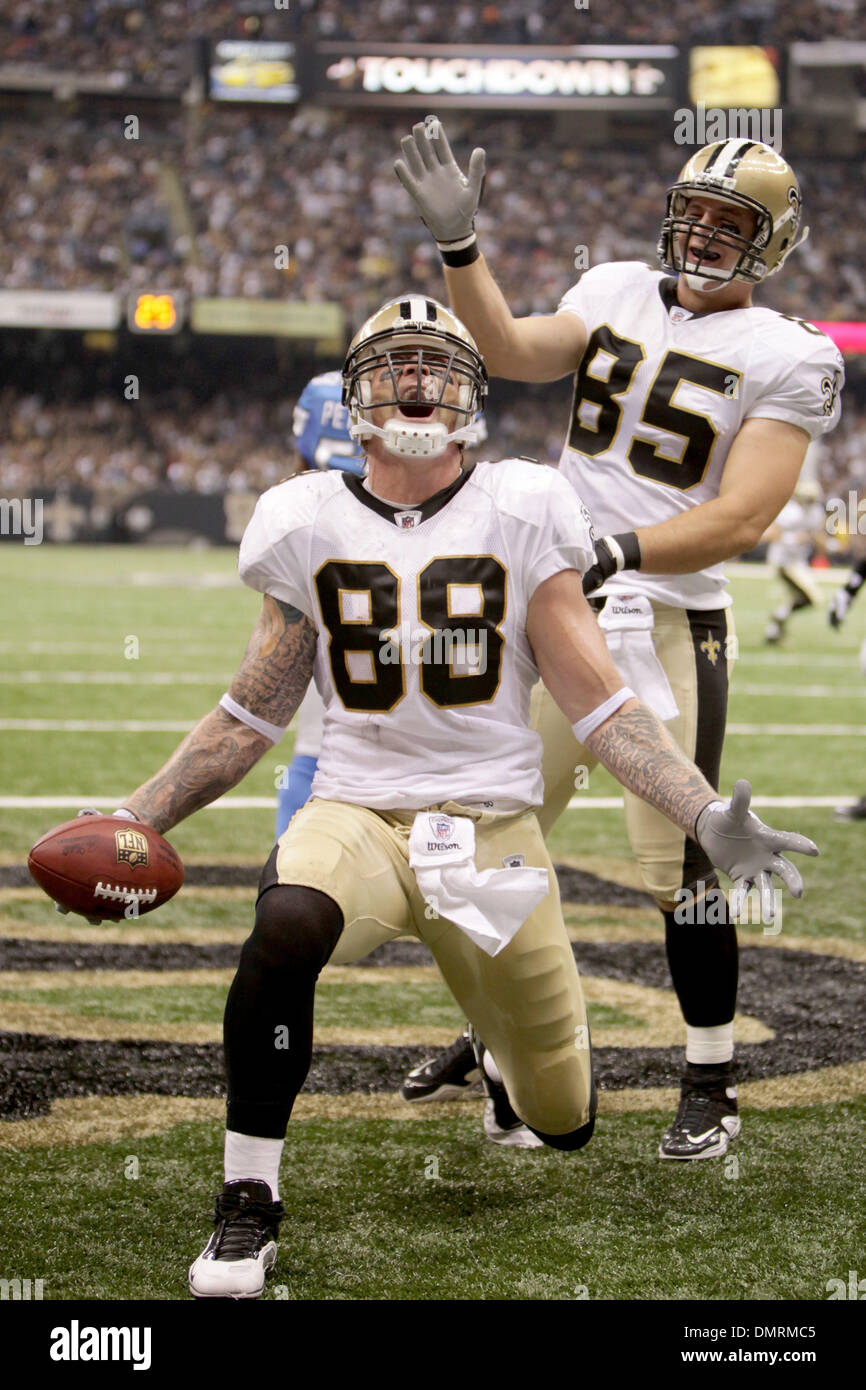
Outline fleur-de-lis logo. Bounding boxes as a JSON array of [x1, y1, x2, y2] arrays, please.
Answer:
[[700, 635, 721, 666]]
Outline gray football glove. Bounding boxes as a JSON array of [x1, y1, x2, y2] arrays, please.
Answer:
[[394, 117, 486, 246], [695, 779, 819, 923]]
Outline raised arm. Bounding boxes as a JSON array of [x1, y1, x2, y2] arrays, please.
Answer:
[[395, 118, 585, 381], [121, 596, 316, 833]]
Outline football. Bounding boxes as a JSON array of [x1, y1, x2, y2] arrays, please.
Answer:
[[28, 816, 184, 921]]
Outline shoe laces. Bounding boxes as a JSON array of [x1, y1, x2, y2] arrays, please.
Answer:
[[211, 1192, 284, 1262], [675, 1086, 727, 1133], [439, 1030, 473, 1065]]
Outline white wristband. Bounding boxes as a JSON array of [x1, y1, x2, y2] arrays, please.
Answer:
[[571, 687, 636, 744], [219, 693, 287, 745], [112, 808, 139, 821], [435, 231, 477, 252]]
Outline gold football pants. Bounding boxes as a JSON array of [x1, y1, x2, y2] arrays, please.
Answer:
[[272, 796, 593, 1136]]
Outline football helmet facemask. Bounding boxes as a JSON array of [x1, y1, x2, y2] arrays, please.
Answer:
[[342, 295, 488, 460], [658, 140, 808, 294]]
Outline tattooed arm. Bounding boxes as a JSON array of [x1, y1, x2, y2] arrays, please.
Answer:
[[526, 569, 715, 836], [121, 596, 317, 833]]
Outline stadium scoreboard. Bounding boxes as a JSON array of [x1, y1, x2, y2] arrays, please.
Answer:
[[127, 292, 186, 334]]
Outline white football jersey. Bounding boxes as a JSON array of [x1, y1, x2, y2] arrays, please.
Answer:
[[239, 460, 594, 810], [557, 261, 845, 609]]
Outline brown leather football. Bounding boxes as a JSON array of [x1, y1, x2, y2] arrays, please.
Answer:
[[28, 816, 184, 921]]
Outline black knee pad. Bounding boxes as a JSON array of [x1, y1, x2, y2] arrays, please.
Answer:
[[246, 881, 343, 975], [530, 1113, 596, 1152]]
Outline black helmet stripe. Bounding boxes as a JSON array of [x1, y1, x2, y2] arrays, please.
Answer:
[[701, 142, 725, 172], [426, 300, 437, 321], [721, 139, 756, 177]]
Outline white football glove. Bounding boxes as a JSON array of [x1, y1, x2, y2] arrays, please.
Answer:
[[394, 117, 486, 247], [695, 780, 819, 923]]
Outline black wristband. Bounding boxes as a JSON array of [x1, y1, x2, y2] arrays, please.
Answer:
[[441, 239, 480, 268], [607, 532, 642, 572]]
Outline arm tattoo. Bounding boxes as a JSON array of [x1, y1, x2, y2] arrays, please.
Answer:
[[229, 593, 318, 728], [122, 595, 318, 834], [584, 703, 715, 837], [123, 708, 271, 834]]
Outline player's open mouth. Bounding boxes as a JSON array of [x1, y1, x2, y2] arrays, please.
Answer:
[[398, 404, 436, 419]]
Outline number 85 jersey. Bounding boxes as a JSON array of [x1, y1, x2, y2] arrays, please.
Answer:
[[239, 460, 594, 811], [558, 261, 844, 610]]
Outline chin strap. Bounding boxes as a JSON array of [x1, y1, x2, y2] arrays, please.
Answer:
[[350, 415, 483, 460]]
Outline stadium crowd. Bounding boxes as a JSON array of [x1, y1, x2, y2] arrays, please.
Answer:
[[1, 356, 863, 528], [1, 107, 864, 325], [1, 0, 862, 93]]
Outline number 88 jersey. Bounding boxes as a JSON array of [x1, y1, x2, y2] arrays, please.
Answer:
[[239, 460, 594, 810], [557, 261, 844, 610]]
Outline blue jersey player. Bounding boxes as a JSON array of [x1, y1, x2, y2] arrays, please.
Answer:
[[275, 373, 366, 838]]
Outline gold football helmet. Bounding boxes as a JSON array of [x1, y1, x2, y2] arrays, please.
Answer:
[[342, 295, 487, 460], [658, 139, 808, 292]]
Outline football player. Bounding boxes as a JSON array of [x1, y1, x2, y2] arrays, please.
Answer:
[[277, 372, 487, 839], [276, 372, 365, 839], [829, 550, 866, 820], [109, 299, 816, 1298], [763, 475, 825, 644], [396, 121, 844, 1158]]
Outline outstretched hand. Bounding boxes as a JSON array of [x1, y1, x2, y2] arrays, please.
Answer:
[[395, 117, 486, 246], [695, 779, 819, 922]]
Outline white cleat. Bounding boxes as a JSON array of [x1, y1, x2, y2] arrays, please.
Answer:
[[189, 1179, 284, 1300]]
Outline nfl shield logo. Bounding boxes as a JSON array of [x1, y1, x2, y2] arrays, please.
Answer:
[[397, 510, 422, 529], [429, 814, 453, 840]]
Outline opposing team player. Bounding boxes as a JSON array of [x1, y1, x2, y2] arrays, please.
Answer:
[[276, 372, 365, 838], [763, 476, 825, 645], [396, 121, 844, 1158], [105, 298, 816, 1298]]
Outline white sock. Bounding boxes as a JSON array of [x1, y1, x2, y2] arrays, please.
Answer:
[[224, 1130, 284, 1202], [686, 1023, 734, 1067], [483, 1050, 503, 1085]]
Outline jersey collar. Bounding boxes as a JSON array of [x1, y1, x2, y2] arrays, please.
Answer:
[[658, 276, 711, 322], [342, 465, 475, 527]]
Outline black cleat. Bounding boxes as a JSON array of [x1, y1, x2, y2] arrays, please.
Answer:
[[189, 1179, 285, 1299], [835, 796, 866, 821], [659, 1079, 740, 1160], [400, 1030, 482, 1102]]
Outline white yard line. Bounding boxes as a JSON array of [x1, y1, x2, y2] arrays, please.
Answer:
[[733, 685, 866, 697], [0, 672, 229, 685], [0, 795, 857, 812], [3, 718, 865, 736], [0, 719, 196, 732]]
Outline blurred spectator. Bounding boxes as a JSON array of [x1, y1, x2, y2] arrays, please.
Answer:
[[1, 107, 863, 325]]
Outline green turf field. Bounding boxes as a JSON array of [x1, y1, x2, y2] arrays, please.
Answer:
[[1, 545, 865, 1302]]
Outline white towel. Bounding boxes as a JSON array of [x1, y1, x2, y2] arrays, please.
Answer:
[[408, 811, 549, 957], [598, 595, 679, 722]]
